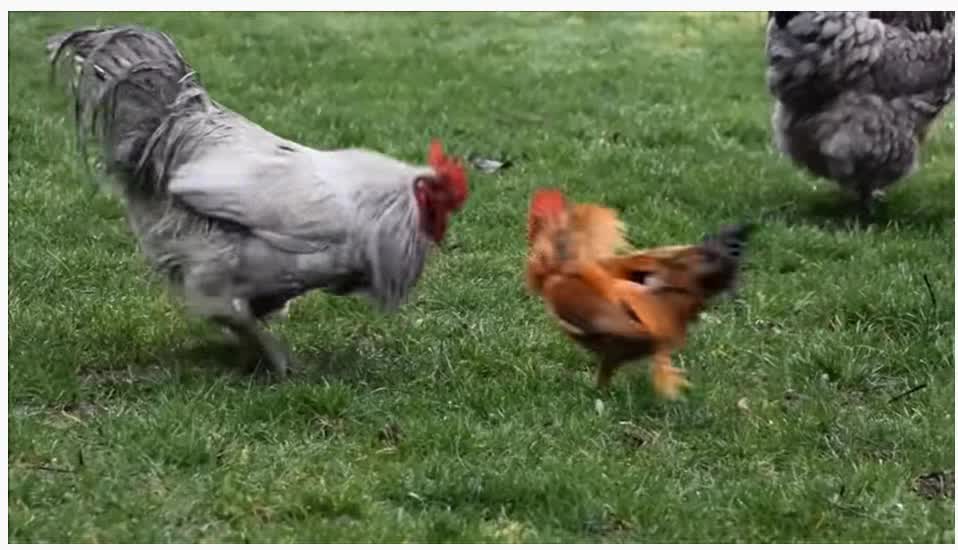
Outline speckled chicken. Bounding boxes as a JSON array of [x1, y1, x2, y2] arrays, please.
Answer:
[[766, 11, 955, 213]]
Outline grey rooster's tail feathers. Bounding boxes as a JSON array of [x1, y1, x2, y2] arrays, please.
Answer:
[[48, 26, 211, 197]]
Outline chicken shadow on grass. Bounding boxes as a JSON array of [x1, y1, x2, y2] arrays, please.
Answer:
[[171, 334, 388, 387], [76, 326, 388, 391], [563, 362, 699, 422], [755, 187, 954, 233], [597, 379, 715, 432]]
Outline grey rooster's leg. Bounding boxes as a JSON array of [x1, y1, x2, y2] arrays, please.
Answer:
[[263, 300, 291, 322], [219, 307, 294, 377], [182, 279, 294, 376], [220, 325, 241, 344]]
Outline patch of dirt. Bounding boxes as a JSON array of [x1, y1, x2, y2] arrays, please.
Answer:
[[913, 471, 955, 500], [618, 421, 658, 449], [310, 416, 342, 439], [377, 421, 403, 448], [582, 506, 633, 537], [11, 400, 105, 429], [79, 365, 172, 389]]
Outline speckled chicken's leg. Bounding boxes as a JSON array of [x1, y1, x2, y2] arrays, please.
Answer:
[[857, 188, 877, 221]]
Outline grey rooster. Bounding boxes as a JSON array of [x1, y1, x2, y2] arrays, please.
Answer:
[[47, 26, 470, 375], [766, 11, 955, 215]]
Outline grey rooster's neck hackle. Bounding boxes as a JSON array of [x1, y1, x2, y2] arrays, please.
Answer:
[[350, 183, 432, 310]]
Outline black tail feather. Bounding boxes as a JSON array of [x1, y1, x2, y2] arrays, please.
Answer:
[[698, 222, 756, 296]]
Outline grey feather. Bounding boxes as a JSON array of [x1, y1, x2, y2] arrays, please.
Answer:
[[766, 12, 955, 204], [48, 25, 447, 372]]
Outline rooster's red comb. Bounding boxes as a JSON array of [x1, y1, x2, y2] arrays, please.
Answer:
[[428, 139, 468, 210], [529, 188, 568, 219], [527, 188, 568, 243]]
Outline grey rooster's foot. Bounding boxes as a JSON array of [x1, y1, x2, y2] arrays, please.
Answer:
[[231, 323, 293, 378], [265, 301, 291, 322], [257, 336, 296, 378], [220, 326, 241, 344], [215, 320, 296, 378]]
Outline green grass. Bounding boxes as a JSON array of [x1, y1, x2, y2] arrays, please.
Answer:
[[7, 12, 955, 543]]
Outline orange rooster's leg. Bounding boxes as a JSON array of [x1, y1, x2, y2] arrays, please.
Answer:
[[596, 357, 618, 390], [649, 350, 690, 400]]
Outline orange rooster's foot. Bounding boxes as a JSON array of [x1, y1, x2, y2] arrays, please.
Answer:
[[595, 360, 618, 391], [595, 371, 612, 392], [650, 362, 691, 400]]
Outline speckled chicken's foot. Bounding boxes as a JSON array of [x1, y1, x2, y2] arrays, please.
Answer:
[[854, 186, 890, 223], [857, 192, 877, 222]]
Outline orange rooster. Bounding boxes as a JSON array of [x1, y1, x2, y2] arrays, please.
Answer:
[[526, 188, 753, 398]]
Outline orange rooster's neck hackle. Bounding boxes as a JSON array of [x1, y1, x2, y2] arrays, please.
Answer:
[[427, 139, 469, 211], [569, 203, 628, 259]]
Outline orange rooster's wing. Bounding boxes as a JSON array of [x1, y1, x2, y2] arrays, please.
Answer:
[[595, 250, 688, 284], [542, 260, 691, 343], [594, 222, 754, 324], [541, 262, 652, 339]]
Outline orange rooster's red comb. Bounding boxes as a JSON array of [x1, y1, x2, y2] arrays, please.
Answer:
[[529, 188, 568, 219], [428, 139, 469, 210], [527, 188, 568, 243]]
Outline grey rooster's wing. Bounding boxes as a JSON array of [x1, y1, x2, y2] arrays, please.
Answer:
[[167, 126, 354, 254]]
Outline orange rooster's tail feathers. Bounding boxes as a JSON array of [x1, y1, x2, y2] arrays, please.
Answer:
[[695, 222, 755, 298]]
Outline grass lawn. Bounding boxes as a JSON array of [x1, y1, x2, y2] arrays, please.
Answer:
[[7, 11, 955, 543]]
